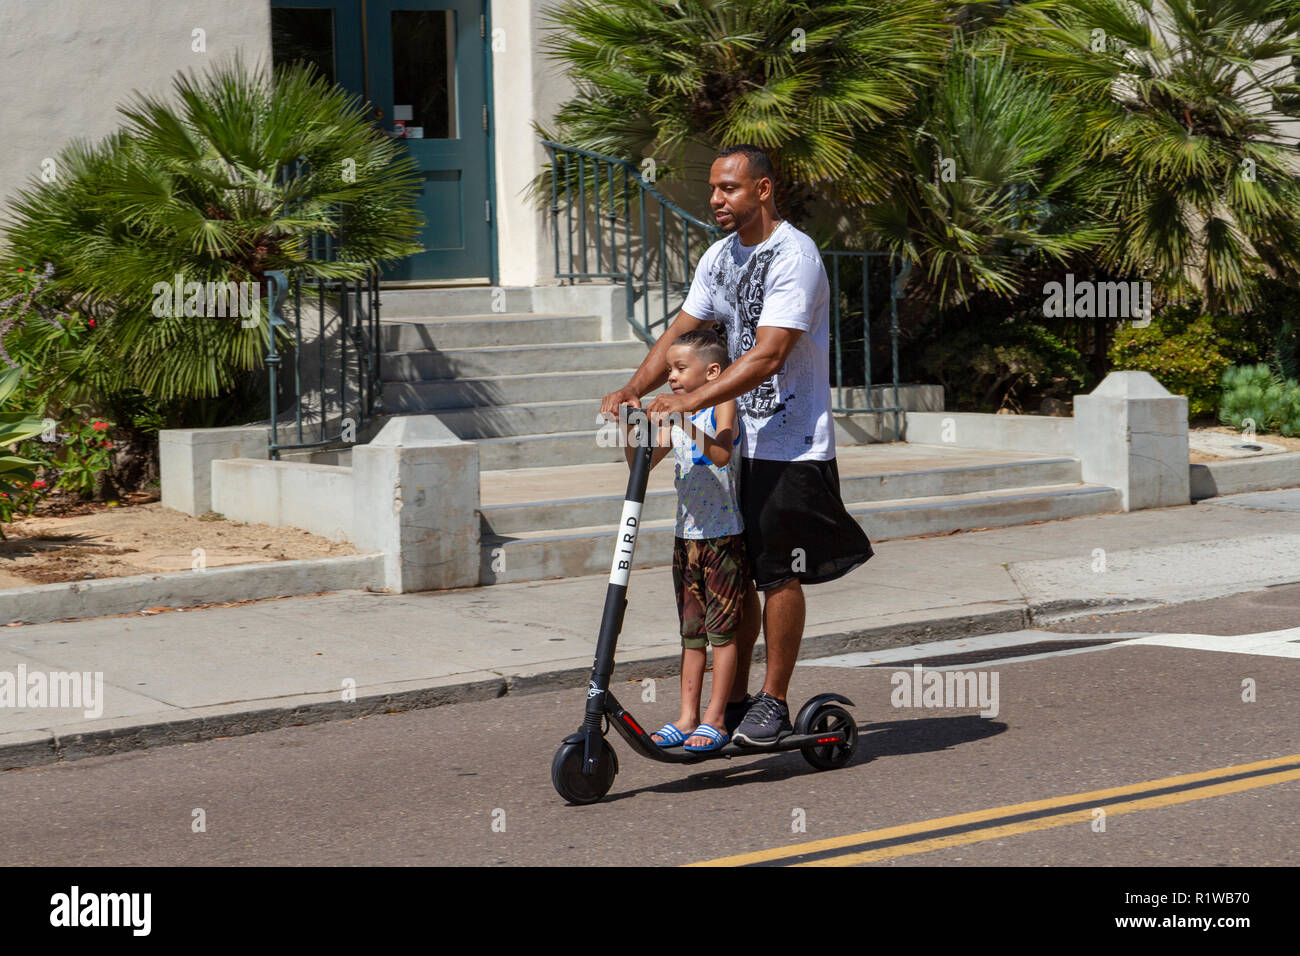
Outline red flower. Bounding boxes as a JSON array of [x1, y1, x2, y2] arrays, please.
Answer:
[[102, 441, 113, 449], [91, 421, 109, 431], [87, 319, 95, 327], [32, 480, 46, 489], [16, 268, 23, 274]]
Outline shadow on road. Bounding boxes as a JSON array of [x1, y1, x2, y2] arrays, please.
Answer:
[[602, 715, 1007, 801]]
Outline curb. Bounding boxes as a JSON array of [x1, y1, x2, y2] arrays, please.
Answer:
[[0, 605, 1030, 770], [1026, 597, 1167, 623], [0, 554, 384, 625], [1190, 454, 1300, 501]]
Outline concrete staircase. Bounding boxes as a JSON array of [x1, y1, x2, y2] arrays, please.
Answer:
[[369, 288, 1123, 585], [379, 290, 654, 471], [478, 449, 1121, 584]]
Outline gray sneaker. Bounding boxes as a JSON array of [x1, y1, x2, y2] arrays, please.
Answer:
[[732, 691, 793, 747], [724, 694, 756, 736]]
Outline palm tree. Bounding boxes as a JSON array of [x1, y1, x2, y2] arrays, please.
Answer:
[[861, 38, 1117, 314], [538, 0, 953, 229], [997, 0, 1300, 311], [0, 56, 423, 403]]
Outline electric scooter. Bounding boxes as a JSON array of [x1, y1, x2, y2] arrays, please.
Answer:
[[551, 437, 858, 805]]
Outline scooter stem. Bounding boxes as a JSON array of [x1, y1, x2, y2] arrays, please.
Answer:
[[582, 431, 654, 773]]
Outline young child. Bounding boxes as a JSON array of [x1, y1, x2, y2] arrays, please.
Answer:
[[623, 329, 748, 752]]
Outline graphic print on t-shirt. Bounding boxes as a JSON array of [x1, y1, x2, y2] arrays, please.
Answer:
[[733, 248, 786, 420]]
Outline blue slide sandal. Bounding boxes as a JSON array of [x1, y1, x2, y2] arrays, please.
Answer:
[[683, 723, 729, 753], [651, 723, 690, 748]]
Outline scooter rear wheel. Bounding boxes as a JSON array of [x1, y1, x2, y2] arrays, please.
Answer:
[[551, 739, 619, 804], [800, 704, 857, 771]]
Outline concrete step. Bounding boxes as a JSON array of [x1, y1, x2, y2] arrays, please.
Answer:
[[379, 314, 601, 351], [382, 368, 638, 412], [478, 456, 1085, 535], [435, 400, 604, 439], [478, 482, 1122, 584], [382, 340, 649, 381], [474, 431, 629, 470], [432, 373, 672, 438], [846, 481, 1121, 538], [379, 287, 534, 318]]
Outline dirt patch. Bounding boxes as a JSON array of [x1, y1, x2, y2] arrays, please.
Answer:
[[1189, 426, 1300, 463], [0, 502, 355, 587]]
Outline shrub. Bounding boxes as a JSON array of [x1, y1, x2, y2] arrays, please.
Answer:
[[1107, 307, 1239, 418], [50, 413, 116, 498], [0, 56, 422, 404], [1218, 363, 1300, 437], [0, 366, 49, 537]]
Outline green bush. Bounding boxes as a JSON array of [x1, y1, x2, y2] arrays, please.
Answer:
[[1107, 306, 1241, 418], [0, 56, 422, 404], [0, 366, 49, 536], [1218, 363, 1300, 437]]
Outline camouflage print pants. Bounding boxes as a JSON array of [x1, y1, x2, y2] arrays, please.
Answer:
[[672, 534, 750, 649]]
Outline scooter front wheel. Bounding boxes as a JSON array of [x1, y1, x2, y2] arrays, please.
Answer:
[[551, 739, 619, 804]]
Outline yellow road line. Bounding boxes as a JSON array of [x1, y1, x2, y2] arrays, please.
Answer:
[[800, 768, 1300, 866], [689, 753, 1300, 867]]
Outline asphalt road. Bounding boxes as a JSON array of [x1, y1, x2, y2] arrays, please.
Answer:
[[0, 588, 1296, 868]]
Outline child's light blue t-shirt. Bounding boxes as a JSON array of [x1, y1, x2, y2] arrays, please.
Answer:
[[671, 405, 744, 540]]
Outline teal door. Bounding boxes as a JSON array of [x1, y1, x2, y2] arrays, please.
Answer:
[[271, 0, 496, 282]]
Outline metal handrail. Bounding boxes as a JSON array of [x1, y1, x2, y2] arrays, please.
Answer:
[[266, 160, 383, 459], [541, 141, 907, 439], [265, 267, 382, 460], [543, 140, 721, 343]]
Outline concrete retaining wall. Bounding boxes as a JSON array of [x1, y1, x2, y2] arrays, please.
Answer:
[[904, 411, 1076, 455], [351, 416, 480, 593], [211, 459, 353, 543], [159, 426, 268, 516], [906, 374, 1191, 512], [203, 415, 479, 593], [837, 385, 945, 413]]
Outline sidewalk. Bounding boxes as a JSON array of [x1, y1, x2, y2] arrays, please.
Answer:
[[4, 487, 1300, 767]]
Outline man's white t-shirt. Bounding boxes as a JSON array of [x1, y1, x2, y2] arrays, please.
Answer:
[[681, 220, 833, 462]]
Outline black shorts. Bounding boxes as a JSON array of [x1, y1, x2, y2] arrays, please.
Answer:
[[739, 456, 873, 591]]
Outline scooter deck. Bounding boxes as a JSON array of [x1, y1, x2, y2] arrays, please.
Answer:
[[605, 701, 851, 764]]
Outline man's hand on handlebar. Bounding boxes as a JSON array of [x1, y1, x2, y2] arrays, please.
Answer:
[[600, 386, 642, 421]]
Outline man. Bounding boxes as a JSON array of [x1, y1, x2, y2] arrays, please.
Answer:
[[599, 144, 873, 746]]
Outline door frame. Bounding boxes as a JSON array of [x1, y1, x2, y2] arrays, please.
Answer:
[[269, 0, 497, 285], [482, 2, 498, 286]]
